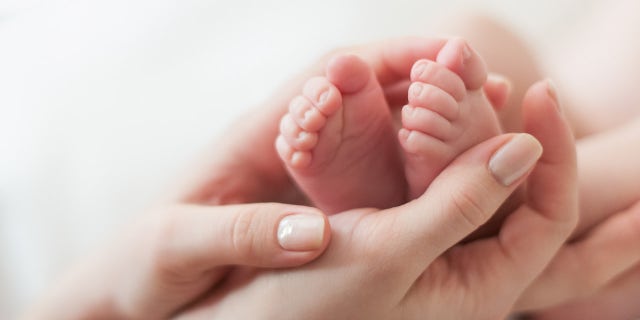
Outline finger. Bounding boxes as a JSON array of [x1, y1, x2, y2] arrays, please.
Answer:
[[381, 131, 542, 266], [484, 73, 512, 111], [436, 37, 488, 90], [363, 36, 489, 90], [452, 80, 577, 307], [150, 203, 331, 276], [516, 201, 640, 311], [531, 264, 640, 320], [367, 36, 448, 85], [263, 36, 449, 102], [520, 81, 577, 220]]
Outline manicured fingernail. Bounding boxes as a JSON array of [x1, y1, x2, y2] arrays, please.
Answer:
[[489, 134, 543, 186], [277, 213, 325, 251]]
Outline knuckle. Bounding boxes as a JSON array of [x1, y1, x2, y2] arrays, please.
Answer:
[[229, 207, 262, 262], [450, 185, 491, 229]]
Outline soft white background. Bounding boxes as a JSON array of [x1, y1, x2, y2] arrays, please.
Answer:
[[0, 0, 595, 317]]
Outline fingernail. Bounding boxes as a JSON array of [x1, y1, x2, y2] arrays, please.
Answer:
[[277, 213, 325, 251], [317, 90, 329, 105], [462, 43, 472, 61], [546, 79, 561, 111], [489, 134, 543, 186]]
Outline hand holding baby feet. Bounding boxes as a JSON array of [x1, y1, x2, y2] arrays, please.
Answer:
[[400, 38, 503, 199], [276, 54, 405, 214]]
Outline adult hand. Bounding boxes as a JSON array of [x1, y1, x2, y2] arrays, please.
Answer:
[[471, 66, 640, 318], [176, 80, 578, 320], [504, 100, 640, 317], [514, 200, 640, 318], [532, 263, 640, 319], [26, 37, 488, 319], [25, 203, 331, 319]]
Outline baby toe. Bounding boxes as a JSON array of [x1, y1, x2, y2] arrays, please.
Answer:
[[408, 82, 460, 121], [411, 59, 466, 101], [302, 76, 343, 117]]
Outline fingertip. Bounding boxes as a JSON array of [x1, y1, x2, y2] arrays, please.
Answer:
[[484, 73, 512, 110], [489, 133, 542, 187], [277, 211, 330, 251], [522, 80, 577, 221], [268, 208, 331, 267], [437, 37, 487, 90]]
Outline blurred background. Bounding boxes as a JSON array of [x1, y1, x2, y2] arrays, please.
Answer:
[[0, 0, 596, 317]]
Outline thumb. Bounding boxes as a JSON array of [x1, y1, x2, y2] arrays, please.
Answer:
[[382, 132, 542, 267], [153, 203, 331, 274]]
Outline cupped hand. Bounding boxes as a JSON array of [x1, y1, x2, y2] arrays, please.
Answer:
[[514, 200, 640, 318], [176, 81, 578, 320], [26, 203, 331, 319], [532, 262, 640, 319], [25, 36, 497, 320]]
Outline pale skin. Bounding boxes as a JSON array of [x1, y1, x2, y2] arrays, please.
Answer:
[[439, 8, 640, 317], [29, 78, 578, 319], [267, 24, 640, 316], [25, 38, 640, 319], [440, 9, 640, 237], [272, 11, 640, 316], [176, 80, 579, 320], [277, 38, 502, 213], [278, 22, 640, 239]]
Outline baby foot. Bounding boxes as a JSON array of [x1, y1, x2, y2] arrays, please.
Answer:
[[276, 54, 405, 214], [400, 39, 503, 199]]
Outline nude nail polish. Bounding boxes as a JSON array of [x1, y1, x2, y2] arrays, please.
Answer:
[[277, 214, 325, 251], [489, 134, 543, 186]]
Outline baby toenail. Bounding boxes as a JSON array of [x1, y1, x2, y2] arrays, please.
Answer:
[[410, 83, 423, 97], [412, 62, 427, 79], [403, 105, 416, 116], [303, 109, 314, 122], [317, 90, 329, 105], [297, 131, 309, 141]]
